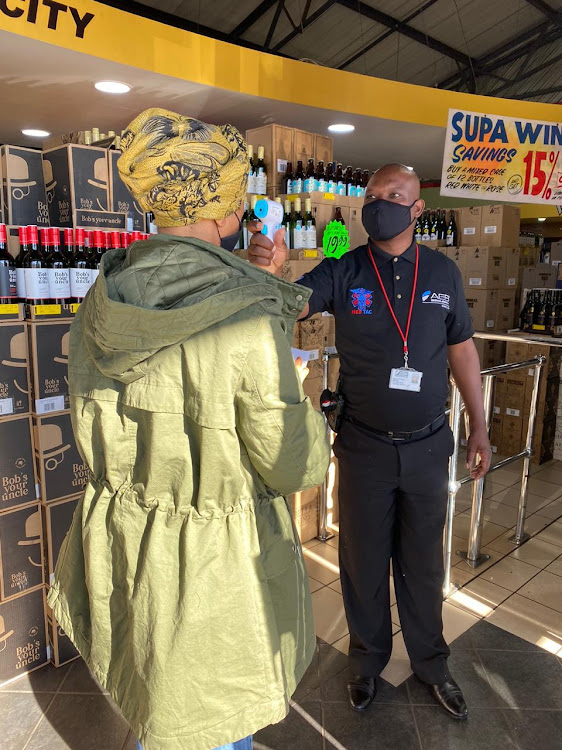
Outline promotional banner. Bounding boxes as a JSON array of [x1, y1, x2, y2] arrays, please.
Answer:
[[441, 109, 562, 205]]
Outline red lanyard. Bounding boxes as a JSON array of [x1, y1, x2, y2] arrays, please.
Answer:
[[368, 244, 419, 368]]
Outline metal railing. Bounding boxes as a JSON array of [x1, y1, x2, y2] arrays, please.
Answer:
[[317, 350, 335, 542], [443, 355, 545, 595]]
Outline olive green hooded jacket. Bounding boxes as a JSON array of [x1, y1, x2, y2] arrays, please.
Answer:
[[47, 235, 330, 750]]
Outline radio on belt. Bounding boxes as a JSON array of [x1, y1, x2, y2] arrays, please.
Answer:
[[254, 199, 284, 242]]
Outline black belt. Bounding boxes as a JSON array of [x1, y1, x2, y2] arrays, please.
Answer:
[[344, 414, 446, 442]]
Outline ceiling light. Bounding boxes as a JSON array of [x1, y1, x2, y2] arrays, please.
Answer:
[[537, 217, 546, 222], [95, 81, 131, 94], [21, 128, 50, 138], [328, 123, 355, 133]]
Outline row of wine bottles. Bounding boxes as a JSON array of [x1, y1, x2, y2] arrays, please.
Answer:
[[283, 160, 370, 197], [520, 289, 562, 337], [415, 210, 458, 247], [0, 225, 151, 305]]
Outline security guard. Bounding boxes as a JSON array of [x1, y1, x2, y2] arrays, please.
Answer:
[[248, 163, 491, 721]]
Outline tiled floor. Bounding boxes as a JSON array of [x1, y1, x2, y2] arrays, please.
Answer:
[[1, 460, 561, 749]]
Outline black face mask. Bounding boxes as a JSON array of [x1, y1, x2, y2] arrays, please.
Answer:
[[362, 199, 417, 242], [218, 213, 243, 252]]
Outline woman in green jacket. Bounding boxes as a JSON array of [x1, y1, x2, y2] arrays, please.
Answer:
[[48, 109, 330, 750]]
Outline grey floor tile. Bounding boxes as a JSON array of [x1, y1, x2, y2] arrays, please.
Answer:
[[25, 694, 129, 750], [320, 665, 409, 704], [58, 658, 107, 694], [323, 702, 421, 750], [406, 649, 501, 708], [414, 706, 518, 750], [293, 644, 322, 703], [0, 662, 73, 693], [256, 703, 323, 750], [503, 708, 562, 750], [478, 650, 562, 709], [0, 692, 53, 750], [467, 619, 544, 652], [317, 642, 349, 683]]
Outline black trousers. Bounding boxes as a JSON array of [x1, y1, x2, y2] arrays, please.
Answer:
[[334, 419, 454, 685]]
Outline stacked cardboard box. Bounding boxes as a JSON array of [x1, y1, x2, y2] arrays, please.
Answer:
[[492, 341, 561, 463]]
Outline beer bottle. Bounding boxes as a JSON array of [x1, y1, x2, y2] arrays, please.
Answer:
[[284, 162, 294, 195], [294, 161, 305, 194], [334, 206, 345, 225], [0, 223, 17, 304], [345, 166, 355, 197], [316, 161, 327, 192], [304, 159, 317, 193], [326, 162, 336, 194], [46, 227, 70, 305], [291, 197, 305, 250], [304, 198, 317, 250], [255, 146, 267, 194], [354, 168, 364, 197], [335, 164, 345, 196], [24, 226, 50, 305], [283, 199, 292, 250]]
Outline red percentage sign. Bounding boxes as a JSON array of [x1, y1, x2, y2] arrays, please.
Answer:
[[543, 151, 559, 199]]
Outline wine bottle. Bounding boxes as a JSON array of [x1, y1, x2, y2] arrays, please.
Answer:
[[15, 226, 28, 301], [283, 199, 292, 250], [446, 211, 458, 247], [422, 213, 431, 242], [46, 227, 70, 305], [255, 146, 267, 195], [70, 228, 93, 303], [414, 216, 422, 243], [247, 145, 256, 194], [24, 226, 50, 305], [304, 198, 317, 250], [430, 212, 438, 241], [0, 223, 17, 304], [291, 197, 305, 250], [90, 230, 105, 284]]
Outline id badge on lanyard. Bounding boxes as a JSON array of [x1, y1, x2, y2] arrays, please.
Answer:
[[368, 243, 423, 393]]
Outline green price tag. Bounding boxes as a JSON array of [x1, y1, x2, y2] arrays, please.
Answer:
[[323, 220, 350, 259]]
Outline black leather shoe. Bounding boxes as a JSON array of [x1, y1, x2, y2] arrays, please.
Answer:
[[428, 678, 468, 720], [347, 675, 377, 712]]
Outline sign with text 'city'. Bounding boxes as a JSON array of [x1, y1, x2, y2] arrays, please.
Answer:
[[441, 109, 562, 205]]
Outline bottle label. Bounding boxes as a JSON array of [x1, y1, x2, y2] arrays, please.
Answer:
[[348, 185, 356, 197], [305, 222, 317, 250], [256, 170, 267, 195], [24, 268, 50, 300], [337, 182, 346, 196], [446, 233, 454, 246], [16, 267, 26, 297], [293, 179, 303, 194], [286, 179, 293, 195], [284, 228, 291, 250], [47, 268, 71, 299], [70, 268, 92, 298], [91, 268, 100, 284], [327, 181, 337, 194], [0, 267, 17, 298], [293, 222, 304, 250], [430, 231, 437, 241], [317, 179, 327, 192], [247, 171, 256, 194], [422, 232, 430, 241], [0, 397, 14, 416], [355, 187, 365, 198], [304, 178, 318, 193], [415, 232, 422, 243]]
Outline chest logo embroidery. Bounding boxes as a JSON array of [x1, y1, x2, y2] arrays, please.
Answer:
[[421, 290, 451, 310], [351, 288, 373, 315]]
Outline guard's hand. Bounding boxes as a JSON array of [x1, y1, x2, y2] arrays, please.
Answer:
[[247, 221, 288, 276], [294, 357, 309, 385], [466, 427, 492, 480]]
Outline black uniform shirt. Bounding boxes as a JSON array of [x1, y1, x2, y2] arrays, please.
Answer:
[[298, 240, 473, 432]]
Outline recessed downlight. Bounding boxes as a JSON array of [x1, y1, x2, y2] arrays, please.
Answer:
[[95, 81, 131, 94], [328, 123, 355, 133], [537, 217, 546, 222], [22, 128, 50, 138]]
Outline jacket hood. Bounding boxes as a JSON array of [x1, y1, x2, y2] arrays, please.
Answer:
[[79, 235, 309, 384]]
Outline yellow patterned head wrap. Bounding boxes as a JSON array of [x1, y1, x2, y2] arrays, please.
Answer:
[[117, 108, 248, 227]]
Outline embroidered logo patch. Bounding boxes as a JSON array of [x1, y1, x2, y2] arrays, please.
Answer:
[[351, 288, 373, 315], [421, 290, 450, 310]]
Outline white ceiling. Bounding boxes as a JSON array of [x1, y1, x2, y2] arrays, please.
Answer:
[[0, 31, 445, 178]]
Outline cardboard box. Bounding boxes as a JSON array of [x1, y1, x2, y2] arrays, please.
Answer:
[[281, 258, 324, 284], [0, 323, 30, 417], [491, 414, 503, 447], [459, 207, 482, 246], [299, 315, 325, 349], [327, 354, 340, 392], [1, 146, 49, 227], [481, 205, 520, 248], [293, 130, 315, 166], [474, 338, 506, 370], [302, 376, 323, 411], [29, 322, 70, 415], [550, 240, 562, 263], [521, 264, 557, 290], [496, 290, 516, 331], [504, 248, 521, 288], [46, 608, 79, 667], [465, 290, 497, 331], [314, 134, 333, 165], [464, 247, 506, 290], [0, 588, 47, 686], [446, 246, 468, 278], [42, 144, 109, 227], [42, 496, 79, 587], [323, 314, 336, 348], [506, 341, 562, 378], [348, 205, 368, 250], [288, 487, 319, 543], [33, 411, 87, 504], [503, 373, 527, 417], [0, 415, 37, 513], [0, 504, 44, 601], [108, 150, 145, 232], [246, 125, 294, 192]]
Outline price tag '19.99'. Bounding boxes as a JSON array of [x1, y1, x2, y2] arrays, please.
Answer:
[[323, 220, 350, 259]]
